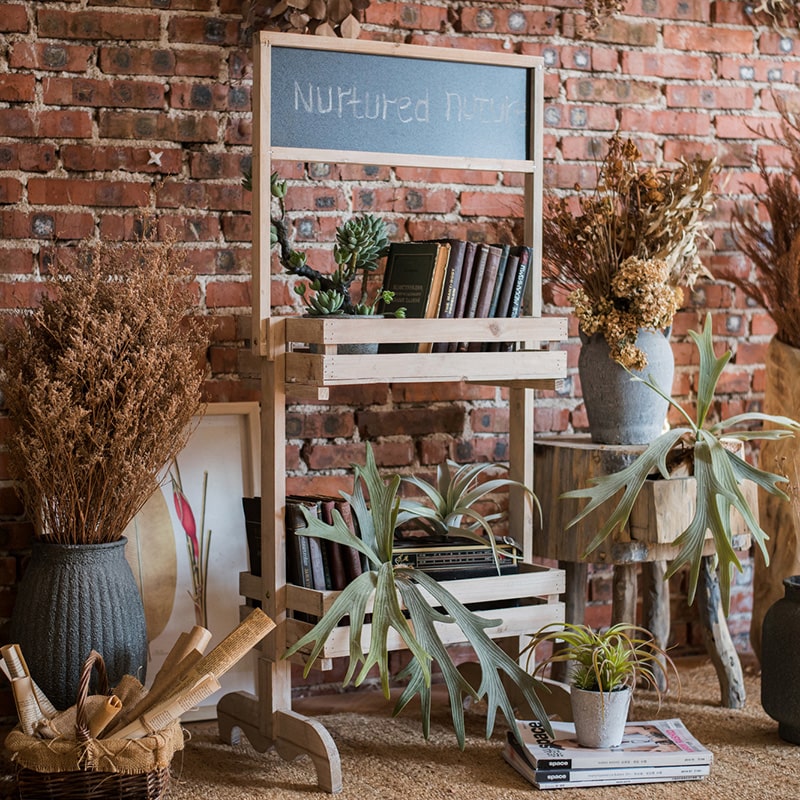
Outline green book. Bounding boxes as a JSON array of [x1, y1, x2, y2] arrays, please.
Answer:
[[379, 241, 450, 353]]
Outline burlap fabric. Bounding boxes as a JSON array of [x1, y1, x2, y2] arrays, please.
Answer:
[[4, 673, 184, 775]]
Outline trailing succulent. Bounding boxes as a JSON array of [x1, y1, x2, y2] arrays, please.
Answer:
[[563, 313, 800, 613], [248, 169, 404, 316], [284, 444, 553, 746]]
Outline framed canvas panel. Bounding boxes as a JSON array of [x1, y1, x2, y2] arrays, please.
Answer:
[[125, 401, 261, 720]]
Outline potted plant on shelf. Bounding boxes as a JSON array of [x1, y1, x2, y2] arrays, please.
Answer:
[[724, 98, 800, 659], [284, 444, 554, 747], [396, 458, 540, 572], [0, 234, 210, 709], [542, 134, 717, 445], [561, 313, 800, 614], [520, 622, 676, 748]]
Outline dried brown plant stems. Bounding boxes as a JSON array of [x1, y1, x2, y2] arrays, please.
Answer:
[[543, 134, 717, 369], [0, 238, 210, 545], [729, 99, 800, 349]]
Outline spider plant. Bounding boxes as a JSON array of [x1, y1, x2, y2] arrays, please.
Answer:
[[562, 312, 800, 613], [521, 622, 676, 698], [396, 460, 539, 573], [284, 444, 553, 746]]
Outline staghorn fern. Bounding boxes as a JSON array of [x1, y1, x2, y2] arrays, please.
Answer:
[[283, 444, 553, 747], [562, 313, 800, 613], [396, 460, 540, 574]]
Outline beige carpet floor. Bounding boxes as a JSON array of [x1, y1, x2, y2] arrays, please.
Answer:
[[161, 658, 799, 799]]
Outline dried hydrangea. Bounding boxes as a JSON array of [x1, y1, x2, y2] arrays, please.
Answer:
[[571, 257, 683, 369]]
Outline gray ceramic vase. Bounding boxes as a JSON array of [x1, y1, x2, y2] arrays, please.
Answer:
[[761, 575, 800, 744], [578, 328, 674, 445], [9, 537, 147, 710]]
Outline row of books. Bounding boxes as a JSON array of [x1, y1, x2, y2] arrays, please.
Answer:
[[378, 239, 533, 354], [504, 717, 712, 790], [242, 497, 521, 594]]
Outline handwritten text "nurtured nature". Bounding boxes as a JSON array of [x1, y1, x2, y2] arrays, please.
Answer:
[[293, 83, 523, 125]]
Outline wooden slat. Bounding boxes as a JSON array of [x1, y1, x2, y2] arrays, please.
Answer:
[[286, 601, 566, 665], [286, 350, 566, 386], [284, 315, 568, 345]]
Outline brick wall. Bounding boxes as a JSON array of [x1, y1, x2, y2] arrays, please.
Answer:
[[1, 0, 797, 704]]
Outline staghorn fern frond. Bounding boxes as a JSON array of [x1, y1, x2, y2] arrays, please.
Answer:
[[283, 443, 554, 747], [562, 313, 800, 613]]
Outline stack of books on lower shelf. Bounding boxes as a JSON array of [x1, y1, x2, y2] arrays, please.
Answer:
[[504, 718, 712, 790]]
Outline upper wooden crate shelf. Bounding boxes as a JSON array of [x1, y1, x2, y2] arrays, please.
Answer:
[[272, 316, 568, 388]]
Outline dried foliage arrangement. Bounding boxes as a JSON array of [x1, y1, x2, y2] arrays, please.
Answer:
[[0, 237, 210, 546], [749, 0, 799, 32], [543, 134, 717, 369], [242, 0, 366, 40], [728, 100, 800, 349]]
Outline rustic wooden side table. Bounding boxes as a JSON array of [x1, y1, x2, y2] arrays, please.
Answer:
[[533, 435, 754, 709]]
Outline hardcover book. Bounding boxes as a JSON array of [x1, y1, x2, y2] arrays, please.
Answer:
[[379, 241, 450, 354], [515, 718, 713, 771], [504, 732, 710, 790]]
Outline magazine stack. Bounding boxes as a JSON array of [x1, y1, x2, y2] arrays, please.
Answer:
[[504, 718, 713, 790]]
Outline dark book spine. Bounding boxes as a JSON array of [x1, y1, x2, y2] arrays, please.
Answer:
[[335, 499, 365, 583], [447, 240, 478, 354], [468, 244, 503, 352], [432, 239, 467, 354], [285, 500, 314, 589], [501, 246, 532, 352], [458, 243, 490, 352], [320, 499, 347, 590], [486, 252, 520, 352], [487, 244, 510, 318]]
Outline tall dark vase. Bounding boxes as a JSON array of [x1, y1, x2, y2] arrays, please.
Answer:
[[761, 575, 800, 744], [578, 328, 674, 445], [9, 537, 147, 710]]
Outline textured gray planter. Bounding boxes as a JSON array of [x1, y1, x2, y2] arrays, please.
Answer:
[[571, 685, 632, 748], [9, 537, 147, 710], [578, 329, 674, 445]]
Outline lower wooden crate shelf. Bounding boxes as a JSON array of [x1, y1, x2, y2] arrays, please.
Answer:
[[279, 562, 566, 669]]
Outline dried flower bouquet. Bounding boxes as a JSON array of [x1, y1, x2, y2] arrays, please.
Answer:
[[728, 98, 800, 349], [543, 135, 717, 369], [0, 236, 210, 545]]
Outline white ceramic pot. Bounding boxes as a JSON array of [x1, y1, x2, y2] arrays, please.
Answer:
[[570, 685, 632, 748]]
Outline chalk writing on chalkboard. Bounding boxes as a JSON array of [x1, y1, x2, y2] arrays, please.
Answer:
[[270, 46, 531, 161]]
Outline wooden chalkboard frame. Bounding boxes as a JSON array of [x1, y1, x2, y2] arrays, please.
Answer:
[[251, 32, 545, 345]]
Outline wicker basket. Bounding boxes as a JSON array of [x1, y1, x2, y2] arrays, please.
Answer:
[[8, 651, 181, 800]]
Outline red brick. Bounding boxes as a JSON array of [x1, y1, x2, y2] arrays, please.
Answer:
[[620, 109, 711, 137], [0, 178, 23, 204], [0, 74, 35, 103], [663, 23, 754, 53], [357, 407, 465, 438], [0, 2, 27, 32], [167, 16, 240, 46], [459, 7, 557, 35], [0, 210, 94, 240], [98, 110, 218, 142], [156, 216, 222, 243], [0, 247, 34, 274], [37, 9, 160, 40], [28, 178, 150, 208], [61, 145, 182, 174], [10, 42, 94, 72], [622, 51, 713, 80], [88, 0, 211, 7], [206, 280, 252, 309], [305, 440, 414, 470], [566, 77, 661, 105], [365, 2, 448, 31], [286, 411, 355, 439], [666, 85, 754, 111], [42, 77, 165, 108], [170, 82, 250, 111], [460, 191, 524, 218]]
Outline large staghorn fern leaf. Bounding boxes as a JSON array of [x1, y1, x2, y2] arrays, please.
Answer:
[[562, 313, 800, 613], [284, 444, 554, 747]]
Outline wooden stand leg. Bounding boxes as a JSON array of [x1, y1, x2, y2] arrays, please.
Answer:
[[695, 556, 746, 709], [611, 563, 638, 626], [550, 561, 588, 683], [641, 561, 670, 692]]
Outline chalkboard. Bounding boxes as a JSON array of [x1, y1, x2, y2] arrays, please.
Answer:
[[268, 41, 533, 163]]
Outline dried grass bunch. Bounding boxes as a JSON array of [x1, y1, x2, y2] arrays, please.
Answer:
[[0, 237, 210, 545], [543, 134, 717, 369], [729, 99, 800, 349]]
